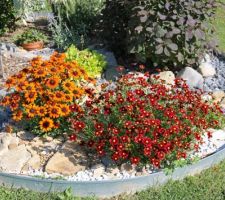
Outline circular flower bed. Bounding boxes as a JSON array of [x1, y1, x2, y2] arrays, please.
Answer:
[[0, 53, 225, 183]]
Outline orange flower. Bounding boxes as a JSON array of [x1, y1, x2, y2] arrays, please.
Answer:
[[71, 87, 84, 98], [12, 110, 23, 121], [48, 105, 62, 118], [33, 67, 47, 78], [16, 81, 29, 91], [64, 93, 73, 102], [5, 77, 16, 88], [70, 70, 81, 79], [54, 91, 65, 102], [9, 102, 19, 111], [46, 77, 60, 89], [25, 91, 37, 103], [60, 104, 71, 116], [0, 96, 10, 106], [25, 104, 38, 118], [37, 106, 47, 117], [62, 80, 76, 91], [39, 117, 54, 132]]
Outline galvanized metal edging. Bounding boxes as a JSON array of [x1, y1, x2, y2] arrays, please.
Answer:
[[0, 146, 225, 198]]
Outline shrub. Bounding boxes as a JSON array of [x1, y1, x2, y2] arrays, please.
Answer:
[[0, 53, 94, 136], [66, 45, 107, 78], [51, 0, 105, 43], [0, 0, 17, 36], [15, 29, 48, 45], [101, 0, 218, 69], [69, 72, 225, 168]]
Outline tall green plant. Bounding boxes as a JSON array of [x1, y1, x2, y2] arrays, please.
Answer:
[[51, 0, 105, 38]]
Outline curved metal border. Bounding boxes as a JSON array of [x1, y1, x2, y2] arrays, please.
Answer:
[[0, 146, 225, 198]]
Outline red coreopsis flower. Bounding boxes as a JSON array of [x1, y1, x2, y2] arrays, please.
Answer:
[[130, 157, 140, 165], [95, 123, 104, 130], [73, 121, 85, 130], [69, 134, 77, 141]]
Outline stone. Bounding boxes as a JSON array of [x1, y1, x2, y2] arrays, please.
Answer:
[[101, 156, 115, 167], [92, 164, 105, 177], [0, 144, 31, 173], [158, 71, 175, 85], [198, 62, 216, 77], [45, 141, 87, 176], [22, 154, 41, 172], [212, 90, 225, 103], [177, 67, 204, 89], [120, 163, 135, 174], [104, 66, 120, 81], [8, 143, 18, 150]]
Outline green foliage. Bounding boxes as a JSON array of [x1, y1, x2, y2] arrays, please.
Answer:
[[50, 0, 105, 46], [49, 17, 86, 51], [15, 29, 48, 45], [0, 0, 17, 36], [66, 45, 107, 78], [102, 0, 219, 69]]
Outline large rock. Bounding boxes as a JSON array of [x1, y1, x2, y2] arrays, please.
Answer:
[[0, 144, 31, 173], [177, 67, 204, 89], [198, 63, 216, 77], [96, 49, 119, 81], [45, 141, 87, 176], [158, 71, 175, 85]]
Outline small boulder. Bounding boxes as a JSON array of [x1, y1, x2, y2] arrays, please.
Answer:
[[0, 144, 31, 173], [158, 71, 175, 85], [212, 90, 225, 103], [198, 63, 216, 77], [45, 141, 87, 176], [177, 67, 204, 89], [92, 164, 105, 178]]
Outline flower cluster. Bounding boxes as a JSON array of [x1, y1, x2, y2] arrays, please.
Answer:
[[70, 72, 225, 168], [0, 53, 93, 136]]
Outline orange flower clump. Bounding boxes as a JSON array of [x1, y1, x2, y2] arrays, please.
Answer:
[[0, 52, 91, 134]]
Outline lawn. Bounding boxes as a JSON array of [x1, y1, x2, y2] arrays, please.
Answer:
[[215, 0, 225, 52], [0, 159, 225, 200]]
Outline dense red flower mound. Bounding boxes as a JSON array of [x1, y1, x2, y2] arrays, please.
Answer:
[[69, 72, 225, 168]]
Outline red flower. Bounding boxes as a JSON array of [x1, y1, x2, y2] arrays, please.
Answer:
[[130, 157, 140, 165]]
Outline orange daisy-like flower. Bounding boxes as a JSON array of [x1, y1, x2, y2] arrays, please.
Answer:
[[0, 96, 10, 106], [12, 110, 23, 121], [16, 81, 29, 91], [48, 105, 62, 118], [39, 117, 54, 132], [48, 66, 58, 75], [70, 70, 81, 79], [25, 104, 38, 118], [54, 91, 65, 102], [16, 73, 26, 82], [64, 93, 73, 102], [5, 77, 16, 88], [25, 91, 37, 103], [9, 102, 19, 111], [33, 67, 47, 78], [11, 94, 21, 103], [46, 76, 60, 89], [62, 80, 76, 91], [37, 106, 47, 117], [60, 104, 71, 116], [71, 87, 84, 98]]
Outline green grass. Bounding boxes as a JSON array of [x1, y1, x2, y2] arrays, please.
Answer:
[[1, 160, 225, 200], [215, 0, 225, 52]]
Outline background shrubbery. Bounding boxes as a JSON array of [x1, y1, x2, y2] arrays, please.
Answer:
[[50, 0, 105, 49], [0, 0, 17, 36], [101, 0, 218, 69]]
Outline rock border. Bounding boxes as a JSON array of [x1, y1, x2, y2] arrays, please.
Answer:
[[0, 145, 225, 198]]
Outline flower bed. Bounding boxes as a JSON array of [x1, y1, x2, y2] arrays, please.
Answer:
[[0, 53, 225, 186]]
